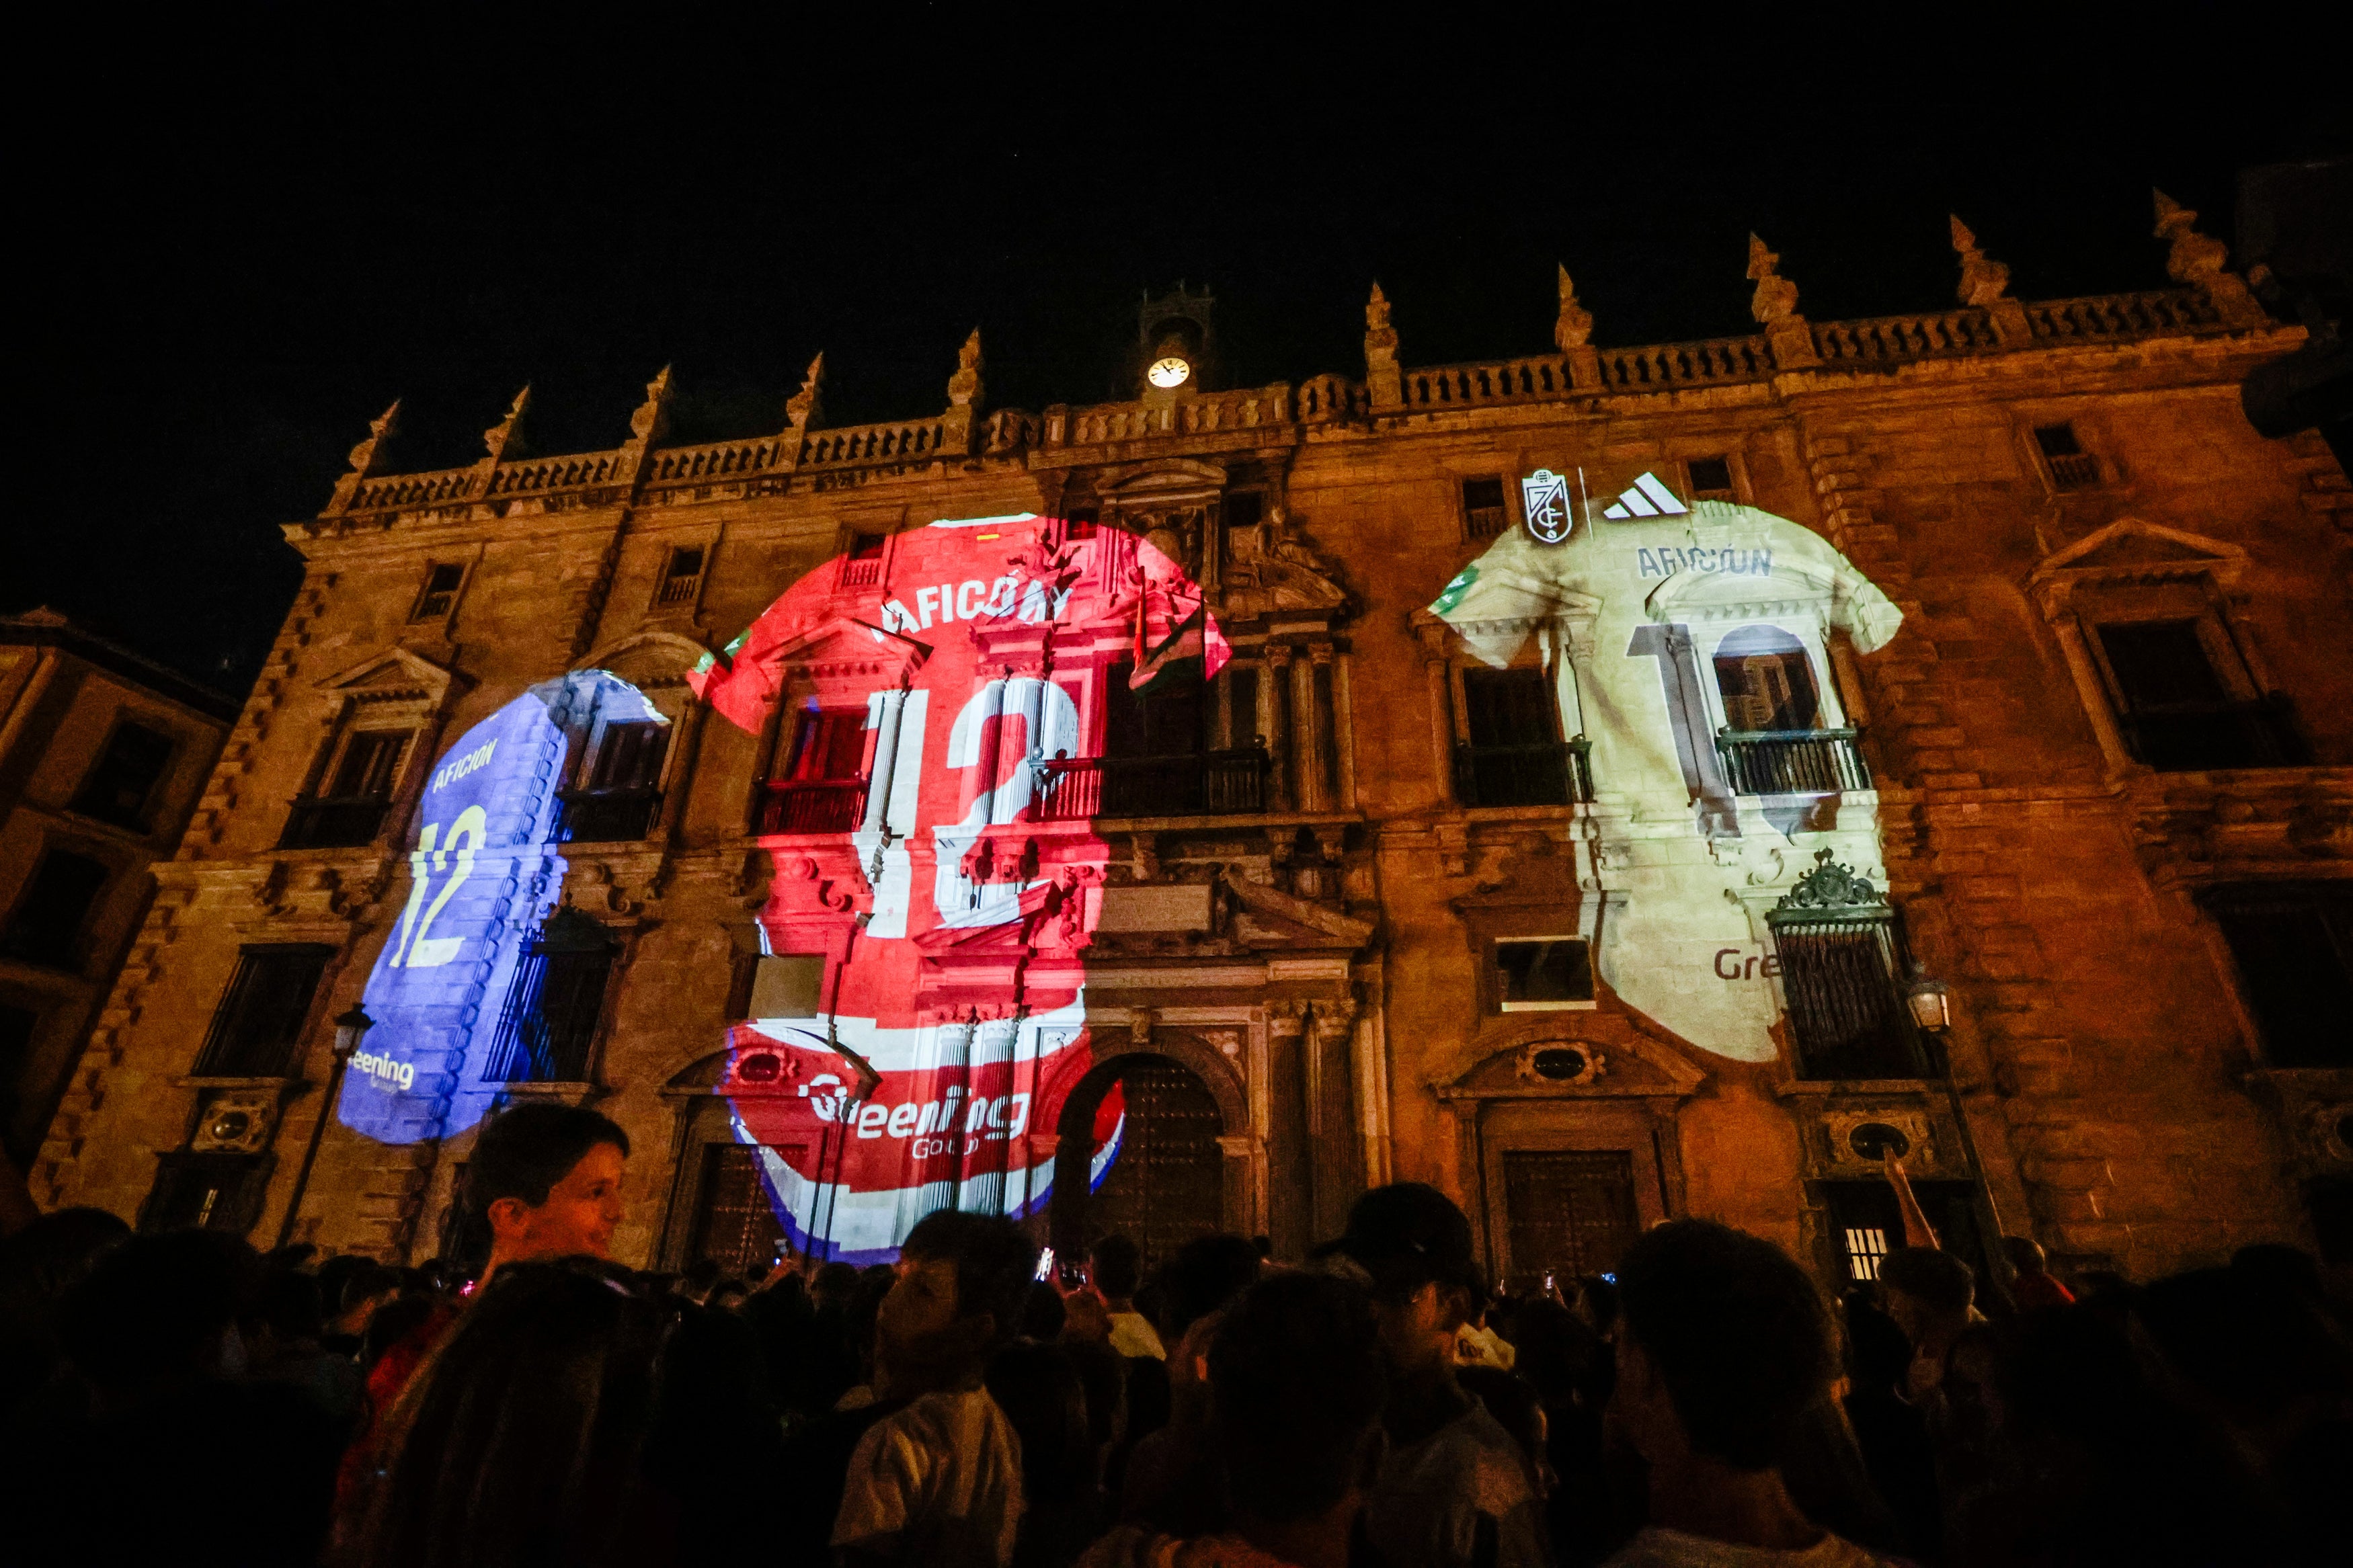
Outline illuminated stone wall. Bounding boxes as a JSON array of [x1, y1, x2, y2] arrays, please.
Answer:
[[32, 229, 2353, 1283]]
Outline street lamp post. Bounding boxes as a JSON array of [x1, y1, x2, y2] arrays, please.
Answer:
[[1905, 961, 2011, 1264], [274, 1003, 373, 1250]]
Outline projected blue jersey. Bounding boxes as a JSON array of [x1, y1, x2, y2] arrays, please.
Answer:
[[341, 671, 664, 1143]]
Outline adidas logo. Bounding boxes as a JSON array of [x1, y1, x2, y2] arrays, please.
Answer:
[[1601, 472, 1690, 520]]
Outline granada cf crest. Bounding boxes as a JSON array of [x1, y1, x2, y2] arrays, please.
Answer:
[[1521, 468, 1572, 544]]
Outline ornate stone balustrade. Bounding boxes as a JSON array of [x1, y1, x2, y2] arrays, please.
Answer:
[[2024, 289, 2221, 343], [1595, 335, 1774, 390], [318, 284, 2271, 519], [1810, 310, 2003, 366]]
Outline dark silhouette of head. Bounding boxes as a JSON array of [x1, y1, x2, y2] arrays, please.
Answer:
[[1613, 1219, 1835, 1472], [1210, 1271, 1388, 1524]]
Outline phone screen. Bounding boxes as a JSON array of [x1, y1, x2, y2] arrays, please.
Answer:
[[1034, 1246, 1056, 1282]]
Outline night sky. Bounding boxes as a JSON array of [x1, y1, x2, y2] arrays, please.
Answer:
[[13, 8, 2343, 693]]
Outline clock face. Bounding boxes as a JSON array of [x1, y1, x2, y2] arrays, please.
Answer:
[[1146, 355, 1192, 388]]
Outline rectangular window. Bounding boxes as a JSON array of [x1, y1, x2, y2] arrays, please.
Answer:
[[485, 942, 616, 1083], [1687, 456, 1736, 500], [759, 709, 869, 833], [71, 722, 175, 831], [2204, 884, 2353, 1068], [194, 945, 333, 1077], [2095, 621, 2303, 771], [556, 720, 669, 843], [140, 1151, 270, 1235], [1064, 508, 1101, 541], [840, 532, 887, 587], [0, 851, 112, 971], [328, 731, 410, 800], [1821, 1180, 1992, 1291], [1462, 477, 1507, 540], [1224, 493, 1264, 531], [1494, 937, 1595, 1010], [1456, 667, 1583, 807], [283, 729, 411, 849], [1770, 919, 1926, 1079], [2034, 423, 2100, 490], [657, 545, 705, 606], [411, 563, 466, 622], [0, 1003, 39, 1152]]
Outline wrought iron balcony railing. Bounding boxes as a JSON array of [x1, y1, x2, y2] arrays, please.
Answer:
[[1453, 741, 1594, 808], [2118, 696, 2309, 772], [1034, 747, 1271, 821], [552, 787, 662, 843], [756, 778, 869, 835], [278, 796, 391, 850], [1716, 729, 1872, 795]]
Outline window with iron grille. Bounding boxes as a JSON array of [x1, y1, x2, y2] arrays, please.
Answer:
[[1064, 507, 1100, 540], [840, 531, 888, 586], [2202, 883, 2353, 1068], [0, 850, 112, 971], [656, 545, 705, 606], [1462, 477, 1507, 540], [483, 927, 616, 1083], [193, 945, 333, 1077], [2033, 423, 2100, 490], [1770, 919, 1927, 1079], [411, 563, 466, 622], [1687, 456, 1737, 501], [140, 1151, 270, 1235], [71, 721, 175, 831]]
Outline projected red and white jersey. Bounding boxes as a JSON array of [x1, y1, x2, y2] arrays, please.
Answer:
[[690, 513, 1226, 1262]]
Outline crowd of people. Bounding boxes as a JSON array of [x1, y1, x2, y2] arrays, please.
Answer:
[[1, 1101, 2347, 1567]]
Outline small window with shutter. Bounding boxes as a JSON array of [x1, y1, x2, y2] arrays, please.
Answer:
[[656, 545, 705, 606], [1461, 477, 1507, 540], [2034, 423, 2100, 490], [411, 563, 466, 622], [71, 721, 175, 831]]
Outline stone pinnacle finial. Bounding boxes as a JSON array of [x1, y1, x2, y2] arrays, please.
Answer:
[[2152, 188, 2230, 284], [629, 366, 674, 446], [948, 328, 984, 410], [346, 400, 399, 474], [1950, 215, 2012, 306], [1554, 263, 1594, 350], [483, 385, 531, 462], [1364, 282, 1402, 407], [1747, 233, 1799, 324], [787, 352, 826, 429]]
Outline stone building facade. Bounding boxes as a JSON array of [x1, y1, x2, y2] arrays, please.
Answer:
[[2, 610, 235, 1174], [31, 198, 2353, 1287]]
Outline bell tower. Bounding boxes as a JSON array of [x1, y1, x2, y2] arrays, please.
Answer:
[[1136, 283, 1218, 400]]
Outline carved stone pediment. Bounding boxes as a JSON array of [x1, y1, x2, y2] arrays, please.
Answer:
[[2030, 518, 2247, 612], [1436, 1024, 1705, 1102], [312, 645, 465, 704], [1219, 869, 1374, 952]]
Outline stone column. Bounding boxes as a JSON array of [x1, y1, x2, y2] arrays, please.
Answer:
[[962, 1016, 1020, 1216], [898, 1016, 973, 1235], [1265, 1001, 1314, 1256], [1291, 649, 1325, 812], [1263, 646, 1295, 813], [1415, 623, 1455, 807], [1310, 996, 1362, 1240]]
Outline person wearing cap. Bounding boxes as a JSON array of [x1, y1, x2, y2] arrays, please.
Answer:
[[1318, 1184, 1547, 1568]]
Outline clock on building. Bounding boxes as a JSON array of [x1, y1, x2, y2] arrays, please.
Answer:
[[1147, 355, 1193, 389]]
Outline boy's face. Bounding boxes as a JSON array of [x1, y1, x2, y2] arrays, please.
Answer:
[[875, 1252, 991, 1393], [490, 1141, 627, 1262]]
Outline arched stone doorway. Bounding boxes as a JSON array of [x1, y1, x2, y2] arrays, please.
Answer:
[[1050, 1053, 1227, 1271]]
